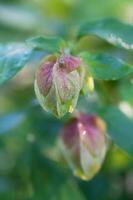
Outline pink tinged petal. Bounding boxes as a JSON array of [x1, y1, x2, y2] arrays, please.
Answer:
[[59, 55, 81, 72], [61, 118, 80, 167], [36, 61, 55, 96], [54, 65, 79, 103], [78, 114, 106, 157], [61, 118, 79, 147]]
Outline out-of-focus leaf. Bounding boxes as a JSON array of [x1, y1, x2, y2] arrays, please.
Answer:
[[105, 145, 131, 171], [80, 52, 133, 80], [0, 178, 14, 200], [78, 174, 109, 200], [0, 43, 33, 85], [0, 112, 25, 134], [60, 181, 85, 200], [77, 19, 133, 51], [0, 36, 66, 85], [27, 104, 63, 147], [31, 147, 85, 200], [0, 4, 42, 32], [118, 80, 133, 105], [100, 106, 133, 156], [26, 36, 65, 53]]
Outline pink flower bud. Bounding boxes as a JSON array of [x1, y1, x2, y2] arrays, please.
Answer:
[[59, 113, 107, 180], [34, 54, 84, 117]]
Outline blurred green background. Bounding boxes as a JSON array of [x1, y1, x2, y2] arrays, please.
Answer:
[[0, 0, 133, 199]]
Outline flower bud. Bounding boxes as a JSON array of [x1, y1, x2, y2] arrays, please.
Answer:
[[59, 113, 107, 180], [34, 54, 83, 117]]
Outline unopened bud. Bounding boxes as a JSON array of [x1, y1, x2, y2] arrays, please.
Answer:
[[59, 113, 107, 180], [35, 54, 84, 117]]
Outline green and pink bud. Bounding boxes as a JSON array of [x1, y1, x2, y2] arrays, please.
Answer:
[[34, 53, 84, 117], [59, 113, 108, 180]]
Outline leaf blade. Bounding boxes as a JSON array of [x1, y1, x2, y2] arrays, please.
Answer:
[[80, 52, 133, 80], [100, 107, 133, 156], [0, 43, 33, 85], [26, 36, 65, 52], [78, 19, 133, 51]]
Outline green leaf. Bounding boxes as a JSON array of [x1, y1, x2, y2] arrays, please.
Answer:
[[100, 107, 133, 156], [0, 112, 25, 134], [0, 43, 33, 85], [60, 181, 85, 200], [0, 36, 65, 85], [31, 148, 85, 200], [80, 52, 133, 80], [118, 80, 133, 105], [77, 19, 133, 51], [26, 36, 65, 53]]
